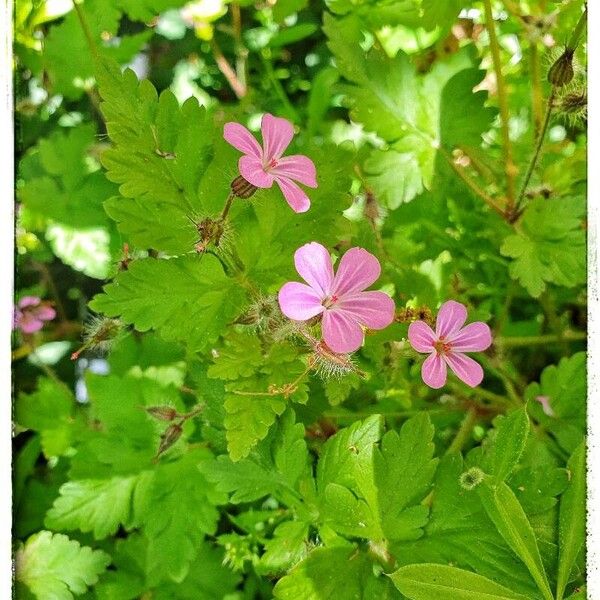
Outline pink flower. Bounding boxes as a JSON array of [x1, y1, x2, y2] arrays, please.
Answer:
[[223, 113, 317, 213], [535, 395, 555, 417], [13, 296, 56, 334], [408, 300, 492, 389], [278, 242, 395, 353]]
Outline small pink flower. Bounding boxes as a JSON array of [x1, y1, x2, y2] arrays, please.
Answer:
[[223, 113, 317, 213], [408, 300, 492, 389], [13, 296, 56, 334], [535, 395, 555, 417], [278, 242, 395, 353]]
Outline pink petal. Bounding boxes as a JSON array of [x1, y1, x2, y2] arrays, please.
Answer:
[[278, 282, 325, 321], [35, 306, 56, 321], [337, 291, 395, 330], [422, 352, 447, 389], [272, 155, 317, 187], [535, 395, 555, 417], [20, 315, 44, 334], [322, 310, 364, 354], [294, 242, 333, 297], [448, 322, 492, 352], [223, 122, 262, 158], [261, 113, 294, 161], [408, 321, 437, 353], [332, 247, 381, 297], [276, 177, 310, 213], [18, 296, 41, 309], [436, 300, 468, 339], [444, 352, 484, 388], [239, 155, 274, 188]]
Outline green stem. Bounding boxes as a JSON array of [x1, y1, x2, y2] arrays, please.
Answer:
[[72, 0, 98, 58], [260, 53, 299, 122], [482, 0, 517, 209], [496, 330, 586, 348], [219, 192, 235, 222], [514, 88, 556, 215], [445, 407, 478, 455], [529, 42, 543, 137]]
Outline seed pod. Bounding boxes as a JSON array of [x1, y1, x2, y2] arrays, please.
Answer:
[[231, 175, 258, 199], [145, 406, 179, 421], [548, 49, 574, 87], [155, 423, 183, 458]]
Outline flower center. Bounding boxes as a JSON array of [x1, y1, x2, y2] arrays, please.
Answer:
[[264, 157, 278, 171], [434, 338, 452, 355], [322, 295, 338, 309]]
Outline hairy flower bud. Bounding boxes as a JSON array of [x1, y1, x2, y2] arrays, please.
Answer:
[[71, 316, 124, 360], [145, 406, 179, 421], [548, 49, 574, 87]]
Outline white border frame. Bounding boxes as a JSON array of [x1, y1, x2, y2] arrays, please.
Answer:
[[587, 0, 598, 596], [1, 0, 14, 593]]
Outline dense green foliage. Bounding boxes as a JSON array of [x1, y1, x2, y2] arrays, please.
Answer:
[[13, 0, 587, 598]]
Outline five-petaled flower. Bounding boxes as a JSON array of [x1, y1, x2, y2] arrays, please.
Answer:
[[278, 242, 395, 353], [408, 300, 492, 389], [223, 113, 317, 213], [13, 296, 56, 334]]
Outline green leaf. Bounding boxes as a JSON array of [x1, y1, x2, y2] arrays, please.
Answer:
[[317, 414, 383, 491], [478, 480, 553, 600], [318, 414, 437, 542], [16, 531, 110, 599], [19, 124, 115, 229], [492, 407, 530, 483], [525, 352, 586, 453], [45, 474, 151, 539], [69, 373, 184, 478], [394, 455, 540, 597], [273, 546, 401, 599], [390, 563, 529, 600], [202, 409, 309, 501], [15, 378, 74, 458], [501, 197, 586, 297], [556, 441, 586, 600], [96, 57, 214, 254], [420, 0, 463, 32], [136, 449, 226, 585], [89, 256, 246, 351], [260, 520, 310, 573]]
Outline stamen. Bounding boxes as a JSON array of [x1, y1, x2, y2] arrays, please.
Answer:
[[434, 338, 452, 355], [322, 295, 338, 308]]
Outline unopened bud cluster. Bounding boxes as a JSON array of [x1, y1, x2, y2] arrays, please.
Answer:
[[396, 306, 434, 326]]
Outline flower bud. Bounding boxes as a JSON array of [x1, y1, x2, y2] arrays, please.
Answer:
[[231, 175, 258, 199], [548, 49, 574, 87], [145, 406, 179, 421], [155, 423, 183, 459]]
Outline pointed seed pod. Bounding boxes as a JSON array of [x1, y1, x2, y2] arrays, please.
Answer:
[[145, 406, 179, 421], [548, 49, 575, 87]]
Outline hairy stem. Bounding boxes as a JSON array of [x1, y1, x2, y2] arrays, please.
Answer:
[[482, 0, 517, 209], [220, 191, 235, 221], [514, 89, 555, 214]]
